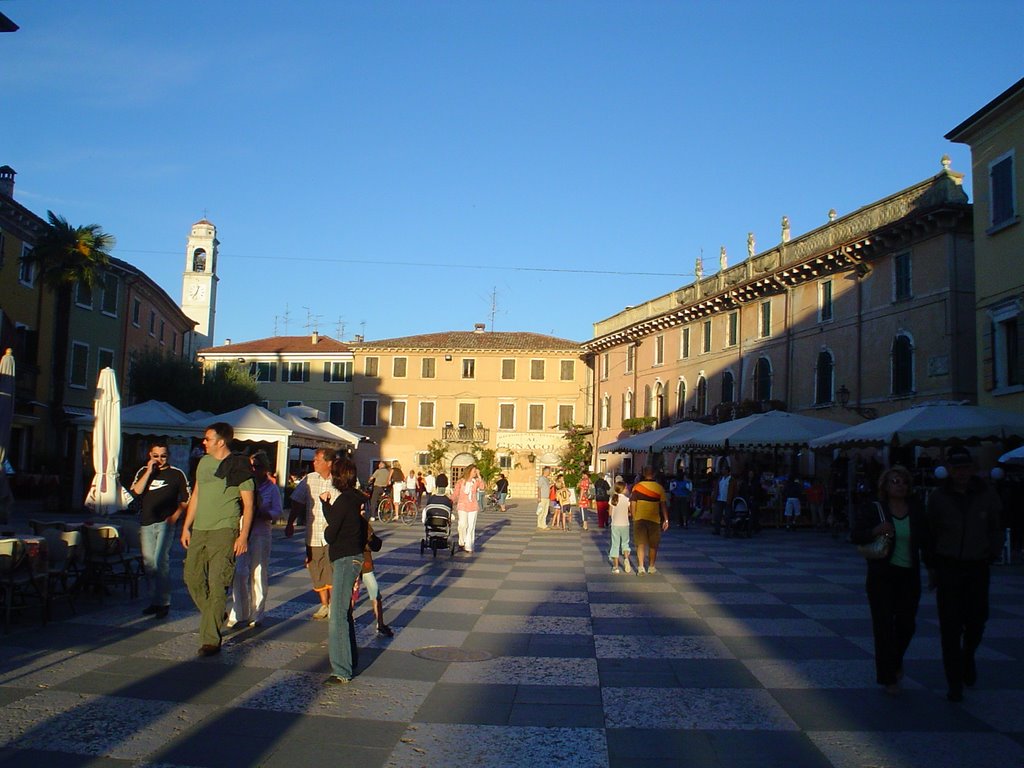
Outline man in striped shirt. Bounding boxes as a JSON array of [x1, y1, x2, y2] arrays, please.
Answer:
[[286, 448, 337, 619]]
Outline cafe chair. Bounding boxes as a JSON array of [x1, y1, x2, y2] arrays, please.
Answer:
[[0, 538, 46, 633], [41, 529, 77, 621], [83, 525, 140, 599]]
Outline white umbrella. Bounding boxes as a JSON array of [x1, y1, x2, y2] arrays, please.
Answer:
[[84, 367, 133, 515], [808, 401, 1024, 450], [0, 348, 14, 467], [998, 445, 1024, 465], [599, 424, 685, 453], [676, 410, 843, 452]]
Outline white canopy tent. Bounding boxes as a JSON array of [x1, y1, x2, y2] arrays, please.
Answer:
[[671, 411, 843, 452]]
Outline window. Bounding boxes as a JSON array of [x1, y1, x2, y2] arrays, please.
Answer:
[[462, 358, 475, 379], [680, 327, 690, 359], [101, 273, 118, 315], [623, 391, 633, 420], [501, 359, 516, 380], [891, 334, 914, 395], [498, 403, 516, 430], [530, 359, 545, 380], [894, 251, 912, 301], [131, 299, 141, 327], [97, 347, 114, 372], [601, 353, 609, 380], [257, 400, 270, 410], [727, 313, 738, 347], [600, 394, 611, 429], [70, 342, 89, 388], [364, 357, 379, 377], [421, 357, 436, 379], [721, 371, 735, 403], [702, 320, 712, 353], [417, 452, 431, 467], [990, 150, 1017, 229], [391, 400, 407, 428], [393, 357, 407, 378], [250, 362, 278, 382], [676, 379, 686, 419], [361, 399, 378, 427], [283, 361, 311, 382], [528, 404, 544, 431], [560, 359, 575, 381], [76, 282, 93, 308], [286, 400, 302, 408], [644, 385, 653, 417], [988, 301, 1022, 391], [149, 310, 156, 336], [171, 332, 177, 354], [329, 401, 346, 426], [18, 246, 34, 286], [754, 357, 772, 401], [625, 345, 635, 373], [558, 404, 574, 427], [819, 280, 834, 322], [458, 403, 476, 428], [695, 376, 707, 415], [418, 401, 435, 428], [760, 301, 772, 338], [498, 454, 513, 470], [325, 361, 352, 382], [653, 382, 664, 426], [159, 321, 165, 343], [654, 335, 665, 365], [815, 349, 834, 405]]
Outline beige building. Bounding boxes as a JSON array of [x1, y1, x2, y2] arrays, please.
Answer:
[[200, 326, 588, 497], [585, 162, 976, 475], [947, 77, 1024, 412]]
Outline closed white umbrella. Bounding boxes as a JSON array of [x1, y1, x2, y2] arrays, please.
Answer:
[[84, 367, 132, 515], [0, 348, 14, 467]]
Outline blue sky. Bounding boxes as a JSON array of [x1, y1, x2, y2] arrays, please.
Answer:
[[2, 1, 1021, 345]]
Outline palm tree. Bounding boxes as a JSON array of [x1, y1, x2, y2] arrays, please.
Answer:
[[24, 211, 115, 453]]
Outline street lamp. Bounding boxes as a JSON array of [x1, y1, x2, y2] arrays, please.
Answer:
[[836, 384, 876, 419]]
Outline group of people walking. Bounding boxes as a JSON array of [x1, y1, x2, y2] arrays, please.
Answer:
[[852, 447, 1004, 702]]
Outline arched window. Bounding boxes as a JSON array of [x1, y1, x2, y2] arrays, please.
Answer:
[[654, 382, 665, 426], [601, 394, 611, 429], [192, 248, 207, 272], [721, 371, 735, 404], [815, 349, 834, 405], [892, 334, 914, 395], [644, 385, 653, 417], [676, 379, 687, 420], [753, 357, 772, 401], [696, 376, 708, 416], [623, 391, 633, 421]]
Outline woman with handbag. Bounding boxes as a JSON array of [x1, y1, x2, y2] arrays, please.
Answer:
[[850, 465, 926, 696], [353, 521, 393, 637]]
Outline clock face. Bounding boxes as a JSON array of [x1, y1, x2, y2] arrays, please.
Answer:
[[189, 282, 206, 301]]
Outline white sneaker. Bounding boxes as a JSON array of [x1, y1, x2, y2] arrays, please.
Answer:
[[648, 566, 658, 574], [623, 560, 633, 574], [612, 567, 621, 574], [312, 604, 330, 620], [636, 566, 647, 575]]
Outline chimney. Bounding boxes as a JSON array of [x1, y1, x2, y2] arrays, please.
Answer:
[[0, 166, 15, 198], [225, 338, 231, 345], [311, 331, 320, 345], [473, 323, 486, 333], [353, 334, 364, 343]]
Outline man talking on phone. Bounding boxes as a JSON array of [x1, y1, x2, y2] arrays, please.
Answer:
[[130, 441, 190, 619]]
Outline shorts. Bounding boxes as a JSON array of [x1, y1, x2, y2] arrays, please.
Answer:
[[633, 519, 662, 549], [307, 545, 332, 591]]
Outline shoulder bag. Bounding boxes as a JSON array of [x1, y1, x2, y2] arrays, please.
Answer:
[[856, 502, 893, 560]]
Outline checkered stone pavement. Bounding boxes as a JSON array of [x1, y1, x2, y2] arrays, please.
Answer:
[[1, 504, 1022, 768]]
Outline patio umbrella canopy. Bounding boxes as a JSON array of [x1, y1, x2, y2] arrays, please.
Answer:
[[84, 367, 133, 514], [599, 424, 688, 453], [673, 410, 843, 452], [808, 401, 1024, 450], [647, 421, 711, 452], [998, 445, 1024, 465]]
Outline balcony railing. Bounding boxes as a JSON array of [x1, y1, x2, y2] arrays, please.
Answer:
[[442, 425, 490, 443]]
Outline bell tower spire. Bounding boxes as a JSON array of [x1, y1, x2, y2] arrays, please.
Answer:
[[181, 217, 218, 353]]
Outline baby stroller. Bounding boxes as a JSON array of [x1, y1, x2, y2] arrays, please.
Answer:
[[420, 499, 456, 558], [725, 496, 753, 538]]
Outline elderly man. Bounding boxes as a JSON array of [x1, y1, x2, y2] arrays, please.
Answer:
[[181, 423, 254, 656], [286, 448, 337, 619], [536, 466, 552, 530]]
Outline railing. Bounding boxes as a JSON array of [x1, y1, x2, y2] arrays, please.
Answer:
[[442, 426, 490, 443]]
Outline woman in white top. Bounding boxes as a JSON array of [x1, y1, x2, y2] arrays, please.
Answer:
[[608, 481, 633, 573]]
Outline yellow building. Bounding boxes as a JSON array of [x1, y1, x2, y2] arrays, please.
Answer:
[[201, 326, 588, 497], [947, 77, 1024, 411], [586, 163, 976, 476]]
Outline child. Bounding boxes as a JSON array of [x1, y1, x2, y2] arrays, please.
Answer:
[[608, 481, 632, 573]]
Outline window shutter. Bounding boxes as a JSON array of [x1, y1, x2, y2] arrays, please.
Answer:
[[324, 363, 331, 382], [303, 362, 310, 382], [981, 322, 995, 391]]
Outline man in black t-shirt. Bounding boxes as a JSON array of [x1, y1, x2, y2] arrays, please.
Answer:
[[131, 442, 190, 618], [593, 474, 611, 528]]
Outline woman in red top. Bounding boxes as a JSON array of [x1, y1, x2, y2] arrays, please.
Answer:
[[453, 466, 485, 554]]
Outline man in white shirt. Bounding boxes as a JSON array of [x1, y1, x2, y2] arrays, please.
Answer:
[[285, 448, 336, 619]]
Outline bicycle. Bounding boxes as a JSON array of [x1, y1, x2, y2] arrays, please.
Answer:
[[378, 490, 417, 525]]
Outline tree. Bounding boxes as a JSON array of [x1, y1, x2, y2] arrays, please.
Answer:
[[471, 443, 500, 486], [558, 423, 592, 488], [24, 212, 114, 451], [423, 439, 449, 474], [129, 349, 260, 413]]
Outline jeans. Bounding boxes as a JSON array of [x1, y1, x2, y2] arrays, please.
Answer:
[[140, 520, 174, 607], [866, 563, 921, 685], [328, 555, 363, 680]]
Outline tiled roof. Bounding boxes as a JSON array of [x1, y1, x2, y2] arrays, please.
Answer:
[[352, 331, 582, 352], [200, 335, 350, 355]]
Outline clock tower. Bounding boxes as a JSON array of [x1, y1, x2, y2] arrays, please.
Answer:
[[181, 218, 218, 352]]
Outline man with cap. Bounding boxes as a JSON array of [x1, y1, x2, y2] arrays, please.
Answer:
[[925, 446, 1003, 702]]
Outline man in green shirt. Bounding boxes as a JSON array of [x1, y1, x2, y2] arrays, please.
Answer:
[[181, 423, 254, 656]]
